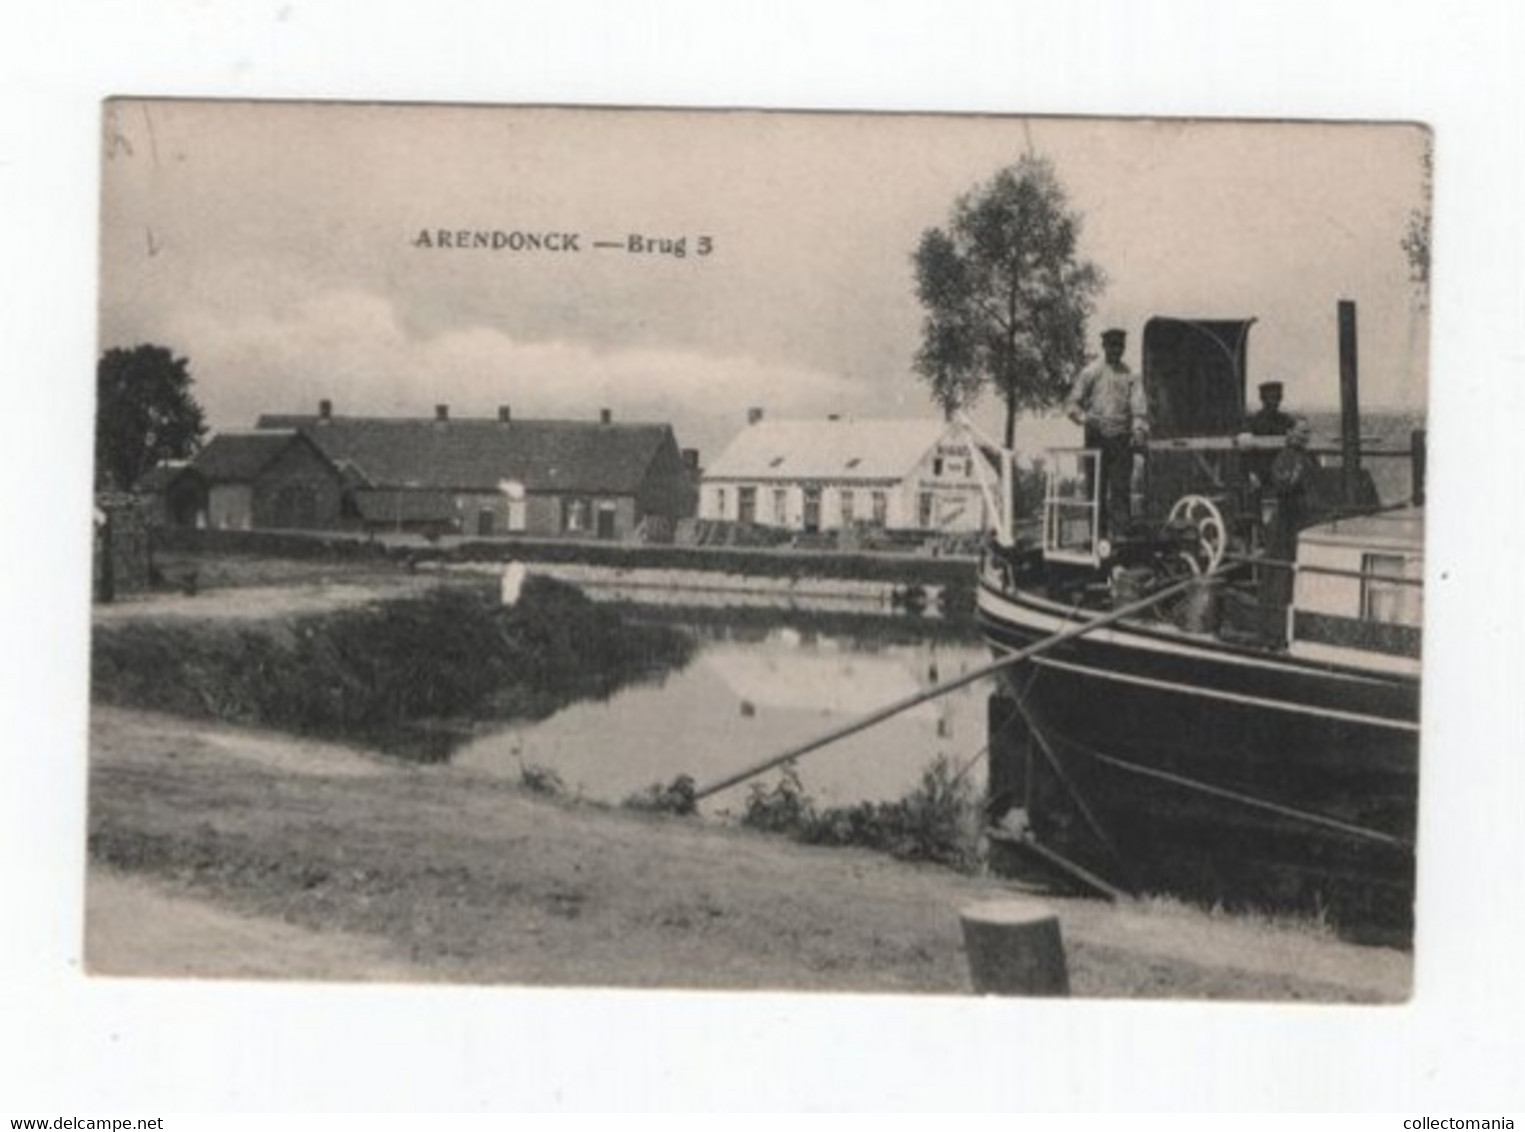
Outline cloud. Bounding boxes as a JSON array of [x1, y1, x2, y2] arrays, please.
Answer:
[[156, 286, 874, 456]]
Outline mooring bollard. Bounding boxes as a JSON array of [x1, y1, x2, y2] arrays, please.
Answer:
[[960, 899, 1070, 996]]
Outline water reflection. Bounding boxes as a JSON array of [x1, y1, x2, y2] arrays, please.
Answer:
[[453, 623, 992, 813]]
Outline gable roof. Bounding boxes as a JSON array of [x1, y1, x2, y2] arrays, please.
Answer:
[[191, 430, 333, 484], [256, 414, 676, 495], [703, 417, 954, 482]]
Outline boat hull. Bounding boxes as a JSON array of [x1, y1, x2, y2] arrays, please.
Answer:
[[978, 576, 1419, 935]]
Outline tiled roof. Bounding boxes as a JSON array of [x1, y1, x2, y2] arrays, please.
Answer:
[[703, 417, 953, 482], [191, 430, 313, 484], [257, 414, 673, 494]]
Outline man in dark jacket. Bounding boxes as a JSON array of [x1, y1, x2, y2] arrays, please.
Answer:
[[1263, 415, 1321, 615]]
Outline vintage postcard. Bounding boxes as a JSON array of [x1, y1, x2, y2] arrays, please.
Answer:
[[88, 100, 1429, 1003]]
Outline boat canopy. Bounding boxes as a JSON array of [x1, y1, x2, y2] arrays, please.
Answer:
[[1142, 317, 1255, 439]]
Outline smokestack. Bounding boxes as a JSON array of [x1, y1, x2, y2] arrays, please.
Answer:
[[498, 405, 512, 424], [747, 407, 764, 426], [600, 408, 612, 425], [435, 404, 449, 422], [318, 399, 332, 422], [1338, 300, 1361, 506]]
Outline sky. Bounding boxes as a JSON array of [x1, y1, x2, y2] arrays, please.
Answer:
[[98, 102, 1430, 464]]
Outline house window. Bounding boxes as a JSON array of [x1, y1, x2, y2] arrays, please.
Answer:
[[871, 491, 888, 527], [773, 488, 788, 524], [1361, 553, 1422, 625], [563, 497, 591, 533], [918, 491, 935, 529], [738, 486, 757, 526], [933, 457, 945, 477], [715, 487, 726, 518], [840, 489, 855, 527]]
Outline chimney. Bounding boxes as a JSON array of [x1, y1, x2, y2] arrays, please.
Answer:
[[600, 408, 612, 425], [498, 405, 512, 424], [681, 447, 700, 473], [827, 413, 841, 421], [435, 404, 449, 422], [318, 399, 332, 422], [747, 407, 764, 426], [1338, 300, 1361, 507]]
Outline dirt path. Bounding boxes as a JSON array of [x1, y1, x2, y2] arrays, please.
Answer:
[[86, 869, 434, 983], [84, 707, 1411, 1000]]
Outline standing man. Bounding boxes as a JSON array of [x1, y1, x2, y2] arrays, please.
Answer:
[[1241, 379, 1297, 511], [1262, 415, 1322, 620], [1065, 327, 1148, 537], [1245, 380, 1296, 437]]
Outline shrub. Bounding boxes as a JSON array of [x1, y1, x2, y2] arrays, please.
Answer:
[[621, 775, 698, 816], [733, 755, 985, 873], [519, 763, 568, 797], [91, 577, 694, 758], [739, 762, 815, 834]]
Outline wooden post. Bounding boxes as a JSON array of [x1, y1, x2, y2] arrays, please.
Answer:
[[1338, 300, 1362, 507], [960, 899, 1070, 996]]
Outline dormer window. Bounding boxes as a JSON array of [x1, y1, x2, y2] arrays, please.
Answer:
[[845, 457, 862, 470], [768, 456, 785, 468]]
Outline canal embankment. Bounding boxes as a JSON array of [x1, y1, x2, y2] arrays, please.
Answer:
[[149, 527, 979, 620], [86, 705, 1412, 999]]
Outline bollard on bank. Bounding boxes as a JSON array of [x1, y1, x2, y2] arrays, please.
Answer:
[[960, 899, 1070, 996]]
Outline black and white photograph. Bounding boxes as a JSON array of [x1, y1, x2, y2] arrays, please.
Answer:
[[86, 101, 1427, 999], [5, 1, 1524, 1116]]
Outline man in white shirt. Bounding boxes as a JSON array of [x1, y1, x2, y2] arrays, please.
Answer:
[[1065, 327, 1149, 537]]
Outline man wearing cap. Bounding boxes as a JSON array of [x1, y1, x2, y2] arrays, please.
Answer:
[[1246, 381, 1295, 438], [1065, 327, 1148, 537]]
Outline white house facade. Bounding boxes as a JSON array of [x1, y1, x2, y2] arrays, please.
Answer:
[[698, 416, 987, 534]]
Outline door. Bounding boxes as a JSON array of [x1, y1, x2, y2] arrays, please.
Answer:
[[477, 508, 496, 536], [596, 502, 617, 540], [803, 485, 821, 533]]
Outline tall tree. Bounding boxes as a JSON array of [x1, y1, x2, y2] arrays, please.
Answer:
[[912, 154, 1104, 447], [95, 344, 207, 490], [1401, 139, 1433, 309]]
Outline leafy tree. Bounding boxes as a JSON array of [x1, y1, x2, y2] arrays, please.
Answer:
[[95, 344, 207, 490], [912, 154, 1104, 447], [1401, 140, 1432, 308]]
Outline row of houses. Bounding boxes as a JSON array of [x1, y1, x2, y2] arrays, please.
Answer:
[[137, 402, 989, 542]]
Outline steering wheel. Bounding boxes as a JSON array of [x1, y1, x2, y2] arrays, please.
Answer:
[[1167, 494, 1227, 574]]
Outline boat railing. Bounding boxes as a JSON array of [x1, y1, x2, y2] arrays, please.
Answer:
[[1041, 447, 1104, 565]]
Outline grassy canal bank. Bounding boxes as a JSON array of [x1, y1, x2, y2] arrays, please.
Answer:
[[85, 550, 1412, 998]]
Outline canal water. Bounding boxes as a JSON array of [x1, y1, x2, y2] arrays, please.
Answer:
[[453, 620, 994, 815]]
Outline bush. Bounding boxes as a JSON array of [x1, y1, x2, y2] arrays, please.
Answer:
[[734, 755, 984, 873], [739, 762, 815, 834], [519, 763, 568, 797], [91, 577, 694, 758], [621, 775, 697, 815]]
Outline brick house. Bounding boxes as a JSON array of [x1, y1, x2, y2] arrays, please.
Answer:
[[132, 460, 209, 529], [257, 403, 698, 541], [190, 429, 348, 531]]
